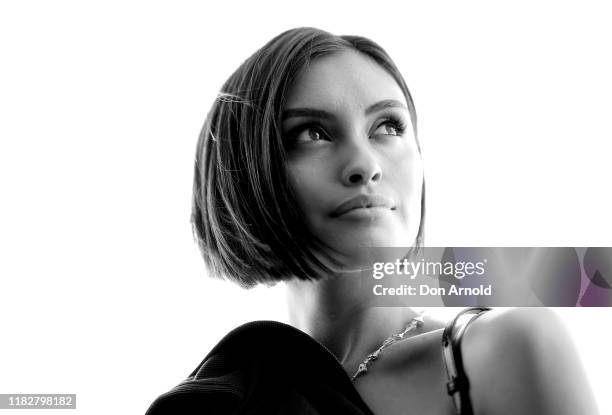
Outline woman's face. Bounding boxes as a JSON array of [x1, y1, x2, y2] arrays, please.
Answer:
[[283, 49, 423, 267]]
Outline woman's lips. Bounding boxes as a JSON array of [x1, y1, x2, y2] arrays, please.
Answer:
[[331, 194, 395, 218]]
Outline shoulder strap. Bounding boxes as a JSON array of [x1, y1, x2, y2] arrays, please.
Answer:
[[442, 307, 491, 415]]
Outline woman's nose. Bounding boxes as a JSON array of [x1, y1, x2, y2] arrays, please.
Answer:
[[341, 142, 382, 186]]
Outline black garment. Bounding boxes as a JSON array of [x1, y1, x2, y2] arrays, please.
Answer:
[[146, 308, 490, 415]]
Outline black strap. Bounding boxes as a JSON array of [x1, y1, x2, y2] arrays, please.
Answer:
[[442, 307, 491, 415]]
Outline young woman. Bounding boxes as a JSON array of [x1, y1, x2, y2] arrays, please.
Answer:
[[146, 27, 598, 415]]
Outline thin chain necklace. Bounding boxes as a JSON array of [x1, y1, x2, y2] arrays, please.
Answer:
[[351, 311, 425, 381]]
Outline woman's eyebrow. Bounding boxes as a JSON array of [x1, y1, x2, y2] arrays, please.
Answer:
[[282, 99, 408, 121], [364, 99, 408, 115], [282, 108, 335, 121]]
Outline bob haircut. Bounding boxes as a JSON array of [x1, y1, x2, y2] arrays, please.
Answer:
[[191, 27, 425, 289]]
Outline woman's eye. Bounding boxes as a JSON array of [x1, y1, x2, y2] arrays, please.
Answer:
[[294, 126, 329, 143], [372, 121, 403, 137]]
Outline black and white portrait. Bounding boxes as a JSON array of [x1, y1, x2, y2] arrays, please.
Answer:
[[1, 2, 611, 414]]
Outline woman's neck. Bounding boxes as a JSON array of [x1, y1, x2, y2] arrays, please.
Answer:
[[284, 272, 419, 374]]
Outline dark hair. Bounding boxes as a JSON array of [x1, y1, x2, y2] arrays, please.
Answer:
[[191, 27, 425, 288]]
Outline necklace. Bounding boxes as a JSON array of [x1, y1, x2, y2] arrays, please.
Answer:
[[350, 312, 425, 381]]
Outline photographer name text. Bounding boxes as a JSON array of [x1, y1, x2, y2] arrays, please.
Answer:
[[372, 284, 492, 296]]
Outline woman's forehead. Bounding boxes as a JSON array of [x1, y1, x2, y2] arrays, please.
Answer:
[[284, 49, 407, 113]]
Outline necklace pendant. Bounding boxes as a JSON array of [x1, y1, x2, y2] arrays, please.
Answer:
[[352, 363, 368, 381]]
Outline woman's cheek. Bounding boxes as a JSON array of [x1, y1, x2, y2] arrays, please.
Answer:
[[287, 161, 324, 210]]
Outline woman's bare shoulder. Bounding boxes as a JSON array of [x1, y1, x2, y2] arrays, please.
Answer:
[[461, 308, 598, 415]]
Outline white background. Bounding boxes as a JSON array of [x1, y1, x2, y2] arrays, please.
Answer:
[[1, 1, 611, 414]]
